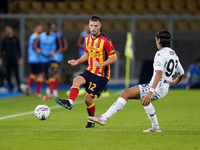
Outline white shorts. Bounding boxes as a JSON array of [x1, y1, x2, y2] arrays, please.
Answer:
[[138, 84, 169, 101]]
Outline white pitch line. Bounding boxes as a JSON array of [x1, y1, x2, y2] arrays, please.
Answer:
[[0, 90, 122, 121]]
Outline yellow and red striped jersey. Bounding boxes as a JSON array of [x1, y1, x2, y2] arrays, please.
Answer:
[[84, 33, 116, 79]]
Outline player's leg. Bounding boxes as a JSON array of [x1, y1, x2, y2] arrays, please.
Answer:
[[142, 102, 161, 132], [53, 74, 59, 96], [24, 73, 35, 95], [89, 86, 140, 125], [35, 72, 44, 97], [84, 93, 95, 128], [138, 84, 161, 132], [12, 61, 21, 92], [55, 75, 86, 110]]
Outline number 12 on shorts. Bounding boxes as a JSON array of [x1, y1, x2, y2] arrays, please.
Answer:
[[88, 82, 96, 91]]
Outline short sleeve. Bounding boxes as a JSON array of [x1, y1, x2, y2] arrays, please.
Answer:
[[176, 59, 185, 75], [153, 52, 165, 71], [84, 36, 88, 54], [104, 40, 116, 58]]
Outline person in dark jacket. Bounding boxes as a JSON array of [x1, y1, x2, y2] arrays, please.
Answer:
[[0, 25, 23, 92]]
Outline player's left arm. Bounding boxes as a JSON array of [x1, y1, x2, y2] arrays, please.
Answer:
[[171, 60, 185, 86], [94, 55, 117, 67], [94, 39, 117, 67], [54, 36, 63, 54], [62, 37, 68, 51], [171, 73, 185, 86], [141, 70, 162, 106], [46, 36, 62, 57]]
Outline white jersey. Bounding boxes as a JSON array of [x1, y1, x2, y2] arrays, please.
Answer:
[[139, 47, 184, 100]]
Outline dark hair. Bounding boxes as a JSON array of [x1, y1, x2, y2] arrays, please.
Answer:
[[45, 22, 51, 28], [90, 16, 101, 23], [155, 30, 171, 47]]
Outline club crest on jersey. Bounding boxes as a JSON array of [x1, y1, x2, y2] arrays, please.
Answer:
[[95, 43, 99, 47]]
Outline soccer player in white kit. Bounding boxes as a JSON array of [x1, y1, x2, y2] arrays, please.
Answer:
[[88, 30, 185, 132]]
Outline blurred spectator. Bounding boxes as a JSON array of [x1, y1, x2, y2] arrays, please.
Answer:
[[48, 22, 68, 96], [77, 23, 90, 70], [0, 26, 23, 92], [33, 23, 62, 99], [23, 24, 44, 97], [0, 58, 13, 92], [185, 58, 200, 89]]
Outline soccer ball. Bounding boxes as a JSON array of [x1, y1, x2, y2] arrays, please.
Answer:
[[34, 104, 50, 120]]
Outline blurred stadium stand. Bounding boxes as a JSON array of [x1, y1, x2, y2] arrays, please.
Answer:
[[0, 0, 200, 85]]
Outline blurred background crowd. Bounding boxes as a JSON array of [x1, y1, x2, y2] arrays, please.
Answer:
[[0, 0, 200, 94]]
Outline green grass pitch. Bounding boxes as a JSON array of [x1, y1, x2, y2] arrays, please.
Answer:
[[0, 90, 199, 150]]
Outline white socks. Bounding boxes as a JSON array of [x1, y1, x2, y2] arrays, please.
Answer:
[[102, 97, 127, 120], [143, 103, 159, 127]]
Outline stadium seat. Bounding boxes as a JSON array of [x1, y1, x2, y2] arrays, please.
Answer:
[[62, 20, 77, 31], [75, 20, 87, 31], [188, 20, 200, 32], [185, 0, 200, 15], [172, 0, 189, 15], [82, 2, 99, 14], [57, 2, 69, 14], [112, 20, 127, 32], [29, 1, 43, 14], [101, 20, 113, 32], [136, 20, 151, 32], [107, 2, 123, 14], [134, 0, 150, 14], [8, 1, 19, 13], [94, 1, 111, 14], [26, 20, 35, 30], [43, 2, 57, 14], [121, 2, 138, 14], [150, 20, 168, 31], [160, 0, 177, 14], [173, 20, 189, 32], [147, 0, 165, 15], [17, 1, 31, 14], [70, 1, 84, 14]]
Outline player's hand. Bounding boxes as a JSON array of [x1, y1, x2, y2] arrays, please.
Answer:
[[36, 48, 42, 54], [170, 80, 176, 86], [46, 52, 56, 58], [94, 60, 103, 67], [141, 91, 152, 106], [68, 60, 79, 66]]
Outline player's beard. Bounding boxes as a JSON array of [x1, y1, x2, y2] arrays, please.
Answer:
[[91, 30, 100, 37]]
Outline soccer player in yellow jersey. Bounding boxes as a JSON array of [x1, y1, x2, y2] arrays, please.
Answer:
[[55, 16, 117, 128]]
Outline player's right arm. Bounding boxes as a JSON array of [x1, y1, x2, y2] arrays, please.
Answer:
[[33, 37, 42, 54], [68, 54, 88, 66]]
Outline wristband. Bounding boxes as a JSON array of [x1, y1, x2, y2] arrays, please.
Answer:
[[149, 87, 155, 93]]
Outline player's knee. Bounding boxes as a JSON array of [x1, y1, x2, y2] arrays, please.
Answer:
[[120, 89, 129, 99], [73, 77, 80, 84], [84, 94, 93, 106], [73, 76, 85, 86]]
